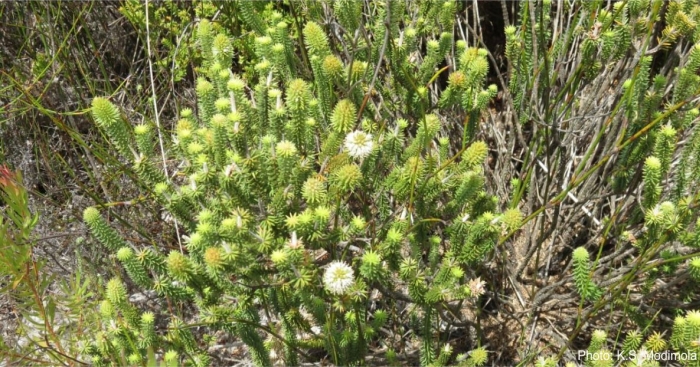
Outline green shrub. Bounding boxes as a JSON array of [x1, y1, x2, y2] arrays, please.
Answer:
[[84, 3, 499, 362], [3, 0, 700, 365]]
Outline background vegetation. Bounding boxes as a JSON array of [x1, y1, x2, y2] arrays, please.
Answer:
[[1, 1, 700, 366]]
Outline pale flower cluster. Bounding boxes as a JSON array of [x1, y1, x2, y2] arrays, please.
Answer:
[[323, 261, 355, 295], [344, 130, 374, 159], [468, 277, 486, 298]]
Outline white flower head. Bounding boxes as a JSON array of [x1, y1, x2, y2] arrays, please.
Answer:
[[344, 130, 374, 159], [323, 261, 355, 295], [468, 277, 486, 298], [633, 348, 649, 367], [443, 344, 452, 354], [287, 231, 303, 250]]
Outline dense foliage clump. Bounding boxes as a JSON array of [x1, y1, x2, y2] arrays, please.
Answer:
[[2, 1, 700, 366]]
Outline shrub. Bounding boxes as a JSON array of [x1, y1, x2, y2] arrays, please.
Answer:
[[3, 0, 697, 365], [84, 3, 500, 362]]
